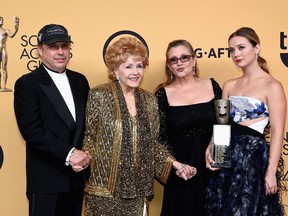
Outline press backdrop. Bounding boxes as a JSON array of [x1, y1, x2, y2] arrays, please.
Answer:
[[1, 0, 288, 215]]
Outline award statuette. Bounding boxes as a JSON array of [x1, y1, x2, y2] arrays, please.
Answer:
[[212, 99, 231, 168]]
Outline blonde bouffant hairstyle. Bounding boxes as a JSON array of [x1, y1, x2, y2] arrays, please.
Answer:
[[105, 36, 149, 81]]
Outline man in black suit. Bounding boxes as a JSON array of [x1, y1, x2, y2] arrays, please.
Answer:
[[14, 24, 91, 216]]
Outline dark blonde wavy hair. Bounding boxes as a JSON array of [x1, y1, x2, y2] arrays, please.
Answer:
[[155, 39, 198, 91], [228, 27, 269, 74], [105, 36, 149, 80]]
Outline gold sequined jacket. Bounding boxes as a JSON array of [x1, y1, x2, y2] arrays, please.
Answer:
[[83, 82, 175, 198]]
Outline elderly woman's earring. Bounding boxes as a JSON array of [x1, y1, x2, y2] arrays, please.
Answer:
[[170, 72, 173, 80], [116, 74, 120, 83]]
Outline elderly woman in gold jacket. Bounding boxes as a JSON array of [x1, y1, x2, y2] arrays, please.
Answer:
[[83, 36, 197, 216]]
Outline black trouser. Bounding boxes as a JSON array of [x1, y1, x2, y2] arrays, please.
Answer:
[[27, 191, 83, 216]]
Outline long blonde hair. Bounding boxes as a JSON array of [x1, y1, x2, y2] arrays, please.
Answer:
[[229, 27, 269, 74]]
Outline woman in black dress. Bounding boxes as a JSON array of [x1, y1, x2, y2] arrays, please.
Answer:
[[155, 39, 222, 216]]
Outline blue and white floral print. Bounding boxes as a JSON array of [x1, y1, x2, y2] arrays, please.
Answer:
[[229, 96, 269, 123]]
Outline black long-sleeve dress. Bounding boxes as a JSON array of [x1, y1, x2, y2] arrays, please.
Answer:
[[155, 78, 222, 216]]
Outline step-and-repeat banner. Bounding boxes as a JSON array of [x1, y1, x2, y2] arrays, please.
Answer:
[[1, 0, 288, 215]]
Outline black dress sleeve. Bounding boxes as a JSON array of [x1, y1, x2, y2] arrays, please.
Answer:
[[211, 78, 222, 100], [210, 78, 223, 124], [155, 87, 174, 154]]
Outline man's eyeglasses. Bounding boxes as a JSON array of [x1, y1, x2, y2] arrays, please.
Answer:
[[168, 55, 192, 65]]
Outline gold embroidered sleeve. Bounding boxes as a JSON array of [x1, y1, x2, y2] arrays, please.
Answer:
[[83, 84, 122, 197], [83, 89, 100, 157], [147, 93, 175, 184]]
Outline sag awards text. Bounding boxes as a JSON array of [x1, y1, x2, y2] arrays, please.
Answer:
[[19, 35, 73, 71]]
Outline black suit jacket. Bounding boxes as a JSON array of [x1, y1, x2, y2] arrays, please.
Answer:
[[14, 64, 90, 193]]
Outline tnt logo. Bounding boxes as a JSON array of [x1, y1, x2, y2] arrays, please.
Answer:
[[280, 32, 288, 68], [0, 145, 3, 169]]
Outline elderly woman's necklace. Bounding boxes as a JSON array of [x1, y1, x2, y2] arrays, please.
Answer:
[[124, 94, 137, 116]]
